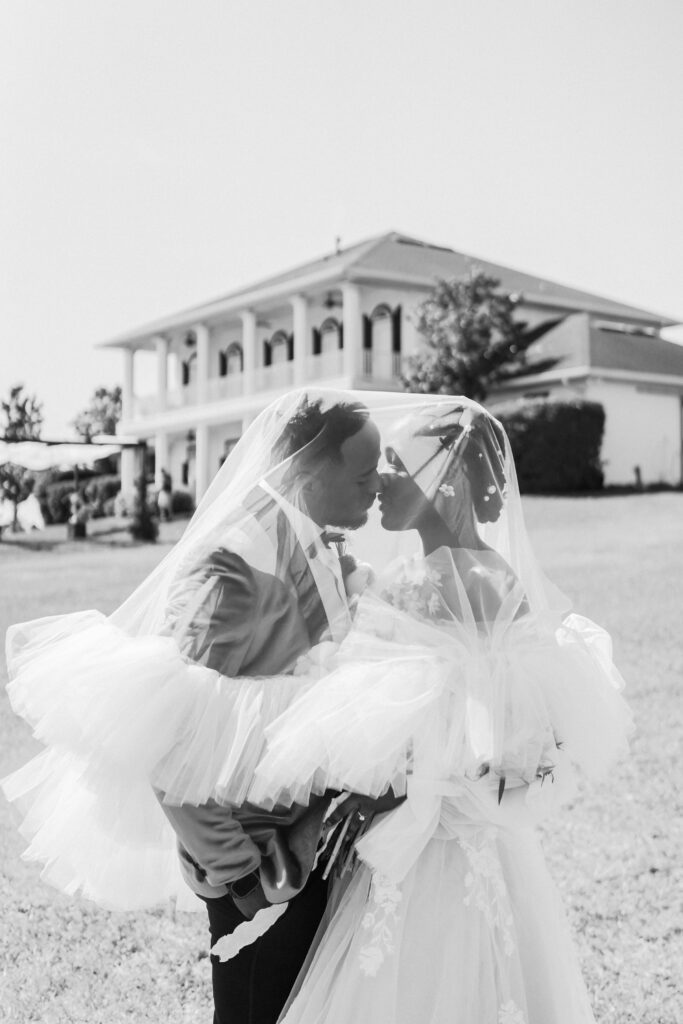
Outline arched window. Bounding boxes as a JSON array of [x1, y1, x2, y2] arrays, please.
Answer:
[[363, 304, 402, 378], [318, 317, 343, 355], [270, 330, 293, 365], [219, 343, 243, 376], [181, 350, 197, 387]]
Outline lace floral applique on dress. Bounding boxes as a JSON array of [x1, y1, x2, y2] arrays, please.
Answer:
[[358, 873, 403, 976], [458, 829, 516, 957], [380, 558, 446, 622], [498, 999, 527, 1024]]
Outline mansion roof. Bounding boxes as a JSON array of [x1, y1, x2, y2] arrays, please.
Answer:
[[102, 231, 678, 348], [589, 325, 683, 378]]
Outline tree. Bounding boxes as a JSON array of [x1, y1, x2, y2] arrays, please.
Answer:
[[73, 386, 122, 441], [0, 384, 44, 533], [402, 273, 564, 402]]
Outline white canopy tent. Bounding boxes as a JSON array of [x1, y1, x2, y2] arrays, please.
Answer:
[[0, 438, 135, 537], [0, 441, 121, 471]]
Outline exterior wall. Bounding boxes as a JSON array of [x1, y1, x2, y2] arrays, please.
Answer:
[[585, 379, 681, 486], [208, 420, 243, 478], [162, 421, 242, 498], [490, 375, 682, 487]]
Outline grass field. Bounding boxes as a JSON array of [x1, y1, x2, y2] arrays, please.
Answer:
[[1, 497, 681, 1023]]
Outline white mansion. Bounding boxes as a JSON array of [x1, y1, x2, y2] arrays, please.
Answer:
[[104, 232, 683, 498]]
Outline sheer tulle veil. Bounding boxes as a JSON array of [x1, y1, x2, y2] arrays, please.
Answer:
[[2, 388, 632, 911], [111, 388, 570, 636]]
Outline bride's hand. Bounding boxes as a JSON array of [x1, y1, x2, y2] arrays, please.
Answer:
[[326, 788, 405, 827]]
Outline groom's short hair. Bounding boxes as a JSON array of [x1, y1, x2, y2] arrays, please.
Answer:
[[274, 396, 370, 467]]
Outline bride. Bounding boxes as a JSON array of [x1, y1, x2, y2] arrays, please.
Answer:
[[250, 399, 633, 1024]]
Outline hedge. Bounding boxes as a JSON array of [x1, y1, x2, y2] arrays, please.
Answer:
[[83, 474, 121, 517], [496, 398, 605, 493], [38, 474, 121, 524]]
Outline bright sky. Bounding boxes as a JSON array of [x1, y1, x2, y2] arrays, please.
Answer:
[[2, 0, 682, 435]]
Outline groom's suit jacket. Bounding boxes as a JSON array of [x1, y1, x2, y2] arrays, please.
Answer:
[[159, 483, 350, 906]]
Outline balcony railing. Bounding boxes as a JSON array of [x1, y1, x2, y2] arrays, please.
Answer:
[[253, 362, 295, 391], [130, 350, 404, 419], [166, 383, 197, 409], [306, 349, 344, 379], [207, 374, 244, 401], [362, 350, 403, 380]]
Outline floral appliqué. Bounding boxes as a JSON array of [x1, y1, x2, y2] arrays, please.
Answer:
[[458, 829, 516, 957], [358, 873, 403, 976], [498, 998, 527, 1024], [380, 559, 446, 622], [438, 483, 456, 497]]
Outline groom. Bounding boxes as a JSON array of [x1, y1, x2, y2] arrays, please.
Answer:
[[160, 396, 382, 1024]]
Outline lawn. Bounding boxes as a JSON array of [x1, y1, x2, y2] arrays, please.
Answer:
[[1, 497, 681, 1023]]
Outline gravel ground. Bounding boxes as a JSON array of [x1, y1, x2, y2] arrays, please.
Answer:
[[1, 496, 681, 1023]]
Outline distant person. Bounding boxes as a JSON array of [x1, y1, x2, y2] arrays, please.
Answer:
[[157, 469, 173, 521]]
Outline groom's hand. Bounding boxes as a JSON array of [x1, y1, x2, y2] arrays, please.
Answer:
[[228, 870, 271, 920]]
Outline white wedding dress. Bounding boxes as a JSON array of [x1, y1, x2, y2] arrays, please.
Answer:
[[250, 549, 632, 1024]]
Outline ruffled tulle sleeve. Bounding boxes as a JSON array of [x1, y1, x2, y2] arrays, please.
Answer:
[[2, 609, 320, 909], [4, 610, 316, 810], [251, 583, 633, 813]]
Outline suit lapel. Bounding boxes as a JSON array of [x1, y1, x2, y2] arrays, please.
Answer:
[[247, 482, 351, 643]]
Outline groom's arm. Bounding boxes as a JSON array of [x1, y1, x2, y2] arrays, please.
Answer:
[[161, 548, 311, 903]]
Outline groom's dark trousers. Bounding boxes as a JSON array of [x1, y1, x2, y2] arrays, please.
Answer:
[[202, 866, 328, 1024]]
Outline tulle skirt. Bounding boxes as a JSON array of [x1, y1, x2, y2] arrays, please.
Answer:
[[280, 826, 596, 1024]]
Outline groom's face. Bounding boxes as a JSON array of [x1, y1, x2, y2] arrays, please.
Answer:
[[312, 420, 382, 529]]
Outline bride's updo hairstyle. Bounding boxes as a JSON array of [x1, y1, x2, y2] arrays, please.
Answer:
[[389, 403, 508, 534], [426, 413, 507, 525]]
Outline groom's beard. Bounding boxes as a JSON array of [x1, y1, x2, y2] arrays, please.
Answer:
[[329, 503, 375, 531]]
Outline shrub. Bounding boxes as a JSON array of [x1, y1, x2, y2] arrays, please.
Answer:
[[496, 398, 605, 493], [43, 480, 79, 524], [39, 473, 122, 523], [102, 496, 118, 517], [114, 491, 130, 517], [83, 474, 121, 518]]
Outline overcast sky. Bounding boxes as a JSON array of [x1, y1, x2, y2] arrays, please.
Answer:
[[2, 0, 682, 434]]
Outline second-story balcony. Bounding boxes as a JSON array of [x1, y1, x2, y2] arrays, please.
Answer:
[[130, 348, 352, 419]]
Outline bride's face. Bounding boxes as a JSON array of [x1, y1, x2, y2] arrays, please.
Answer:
[[379, 447, 432, 532]]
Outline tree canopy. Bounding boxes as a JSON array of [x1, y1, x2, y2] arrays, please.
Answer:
[[73, 386, 122, 441], [2, 383, 43, 442], [0, 384, 44, 532], [402, 273, 563, 402]]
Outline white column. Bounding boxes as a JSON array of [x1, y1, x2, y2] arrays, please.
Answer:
[[122, 348, 135, 420], [342, 282, 361, 380], [154, 335, 169, 411], [291, 294, 308, 386], [240, 309, 257, 394], [154, 431, 169, 490], [194, 323, 210, 404], [195, 423, 210, 502], [120, 447, 136, 496]]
